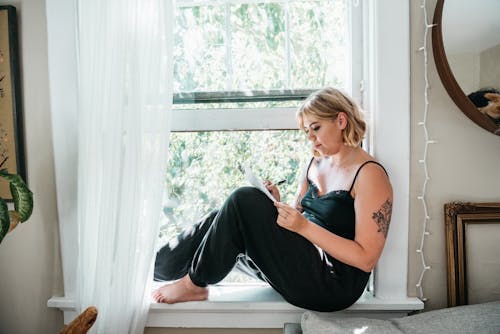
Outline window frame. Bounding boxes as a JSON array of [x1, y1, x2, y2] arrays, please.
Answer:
[[46, 0, 422, 328]]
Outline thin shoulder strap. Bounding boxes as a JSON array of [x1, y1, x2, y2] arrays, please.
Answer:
[[348, 161, 388, 192], [305, 157, 316, 179]]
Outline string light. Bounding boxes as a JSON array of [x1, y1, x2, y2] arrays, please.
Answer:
[[415, 0, 437, 303]]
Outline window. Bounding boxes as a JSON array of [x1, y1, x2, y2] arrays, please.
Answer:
[[173, 0, 354, 94], [160, 0, 364, 283], [168, 0, 363, 133]]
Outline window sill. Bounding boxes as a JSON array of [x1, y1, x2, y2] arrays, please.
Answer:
[[48, 284, 423, 328]]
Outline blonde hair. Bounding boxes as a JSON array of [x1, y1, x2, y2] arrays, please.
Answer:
[[296, 87, 366, 147]]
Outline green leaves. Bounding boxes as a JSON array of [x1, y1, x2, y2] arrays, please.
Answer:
[[0, 199, 9, 244], [0, 170, 33, 245], [0, 169, 33, 223], [174, 1, 348, 92]]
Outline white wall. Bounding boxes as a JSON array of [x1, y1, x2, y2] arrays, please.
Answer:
[[408, 0, 500, 312], [0, 0, 499, 333], [480, 44, 500, 89], [446, 44, 500, 96], [447, 53, 480, 95], [0, 0, 63, 333]]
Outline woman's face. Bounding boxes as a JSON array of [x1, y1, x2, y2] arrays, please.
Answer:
[[302, 113, 345, 156]]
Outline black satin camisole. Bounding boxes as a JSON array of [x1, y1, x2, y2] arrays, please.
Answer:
[[300, 159, 387, 275]]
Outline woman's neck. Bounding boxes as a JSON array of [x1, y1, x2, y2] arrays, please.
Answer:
[[325, 146, 359, 168]]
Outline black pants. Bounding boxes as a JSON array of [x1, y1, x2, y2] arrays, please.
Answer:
[[154, 187, 359, 311]]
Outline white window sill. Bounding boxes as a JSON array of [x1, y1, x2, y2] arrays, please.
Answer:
[[48, 284, 423, 328]]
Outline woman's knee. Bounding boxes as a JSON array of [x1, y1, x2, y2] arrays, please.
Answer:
[[224, 186, 277, 229], [229, 187, 269, 205]]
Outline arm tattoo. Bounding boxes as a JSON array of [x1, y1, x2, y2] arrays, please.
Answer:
[[372, 199, 392, 238]]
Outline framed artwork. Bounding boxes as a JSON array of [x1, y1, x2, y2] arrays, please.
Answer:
[[444, 202, 500, 307], [0, 5, 25, 200]]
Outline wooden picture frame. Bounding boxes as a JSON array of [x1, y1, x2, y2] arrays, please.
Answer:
[[0, 5, 26, 200], [444, 202, 500, 307]]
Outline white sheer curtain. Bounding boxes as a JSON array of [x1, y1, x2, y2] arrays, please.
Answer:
[[75, 1, 173, 333]]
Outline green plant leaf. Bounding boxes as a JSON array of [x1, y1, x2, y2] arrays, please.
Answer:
[[0, 169, 33, 222], [0, 198, 9, 244]]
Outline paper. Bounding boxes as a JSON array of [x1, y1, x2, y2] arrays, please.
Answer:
[[241, 164, 276, 202]]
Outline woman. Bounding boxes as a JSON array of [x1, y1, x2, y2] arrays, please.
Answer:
[[153, 87, 393, 312]]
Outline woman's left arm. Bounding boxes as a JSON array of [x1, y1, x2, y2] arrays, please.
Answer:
[[275, 163, 392, 273]]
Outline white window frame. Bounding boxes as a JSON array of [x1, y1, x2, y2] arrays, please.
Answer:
[[46, 0, 422, 328]]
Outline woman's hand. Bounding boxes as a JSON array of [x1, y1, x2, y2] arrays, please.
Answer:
[[274, 201, 309, 234], [264, 180, 281, 202]]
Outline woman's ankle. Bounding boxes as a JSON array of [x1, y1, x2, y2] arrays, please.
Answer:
[[182, 274, 208, 293]]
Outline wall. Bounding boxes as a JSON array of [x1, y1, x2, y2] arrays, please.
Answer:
[[465, 224, 500, 304], [0, 0, 63, 333], [408, 0, 500, 312], [447, 53, 480, 96], [480, 44, 500, 89], [0, 0, 499, 333], [446, 44, 500, 96]]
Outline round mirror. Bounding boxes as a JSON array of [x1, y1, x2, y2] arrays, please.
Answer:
[[432, 0, 500, 136]]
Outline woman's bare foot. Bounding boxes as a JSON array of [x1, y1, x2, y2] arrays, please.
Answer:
[[152, 275, 208, 304]]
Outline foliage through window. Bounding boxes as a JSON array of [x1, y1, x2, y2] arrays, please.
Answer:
[[160, 130, 309, 241], [172, 0, 350, 95]]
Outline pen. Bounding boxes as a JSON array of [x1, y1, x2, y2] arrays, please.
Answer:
[[271, 179, 286, 187]]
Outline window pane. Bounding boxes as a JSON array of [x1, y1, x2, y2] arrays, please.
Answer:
[[173, 0, 350, 101], [160, 130, 309, 243]]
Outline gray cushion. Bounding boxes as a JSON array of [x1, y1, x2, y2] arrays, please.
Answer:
[[392, 300, 500, 334], [301, 312, 403, 334], [300, 300, 500, 334]]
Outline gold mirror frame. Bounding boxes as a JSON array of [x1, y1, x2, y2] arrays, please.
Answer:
[[432, 0, 500, 136]]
